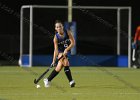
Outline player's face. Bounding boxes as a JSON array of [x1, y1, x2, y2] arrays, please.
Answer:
[[55, 23, 63, 33]]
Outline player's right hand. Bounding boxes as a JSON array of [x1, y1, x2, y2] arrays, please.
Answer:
[[132, 42, 136, 49], [63, 49, 68, 56]]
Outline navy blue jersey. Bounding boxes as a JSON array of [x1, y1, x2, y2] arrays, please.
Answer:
[[55, 30, 71, 53]]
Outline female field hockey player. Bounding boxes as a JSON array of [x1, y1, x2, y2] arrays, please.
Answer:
[[43, 20, 76, 87], [132, 25, 140, 68]]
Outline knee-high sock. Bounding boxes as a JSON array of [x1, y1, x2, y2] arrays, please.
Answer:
[[64, 66, 73, 82], [48, 69, 59, 81]]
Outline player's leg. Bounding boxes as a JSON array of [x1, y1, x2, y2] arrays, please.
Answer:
[[132, 48, 138, 68], [44, 54, 64, 87], [134, 41, 140, 68], [136, 45, 140, 68], [63, 57, 76, 87]]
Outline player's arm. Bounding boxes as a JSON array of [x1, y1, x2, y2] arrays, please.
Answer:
[[63, 30, 75, 55], [134, 26, 140, 42], [132, 32, 138, 49], [52, 35, 58, 65], [132, 26, 140, 49]]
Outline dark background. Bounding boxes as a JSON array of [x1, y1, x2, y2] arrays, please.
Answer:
[[0, 0, 139, 65]]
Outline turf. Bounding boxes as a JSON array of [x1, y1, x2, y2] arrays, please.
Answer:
[[0, 66, 140, 100]]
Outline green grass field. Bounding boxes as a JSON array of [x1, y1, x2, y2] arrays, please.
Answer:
[[0, 66, 140, 100]]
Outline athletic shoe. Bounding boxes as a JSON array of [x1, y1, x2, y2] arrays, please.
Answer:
[[133, 65, 138, 69], [43, 78, 50, 88], [133, 65, 140, 69], [70, 80, 75, 88]]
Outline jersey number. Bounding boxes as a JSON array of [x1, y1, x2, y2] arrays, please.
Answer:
[[64, 44, 68, 48]]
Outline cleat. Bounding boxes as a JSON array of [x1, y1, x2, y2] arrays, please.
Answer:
[[70, 80, 75, 88], [43, 78, 50, 88], [133, 65, 137, 69]]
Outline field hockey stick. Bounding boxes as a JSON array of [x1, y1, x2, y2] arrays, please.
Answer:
[[34, 55, 64, 84], [132, 49, 136, 61]]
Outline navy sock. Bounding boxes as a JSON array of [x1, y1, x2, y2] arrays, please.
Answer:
[[48, 69, 59, 81], [64, 66, 73, 82]]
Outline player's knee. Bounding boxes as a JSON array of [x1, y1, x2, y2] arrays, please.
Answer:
[[63, 59, 69, 66], [64, 66, 70, 72], [55, 67, 61, 72], [55, 65, 63, 72]]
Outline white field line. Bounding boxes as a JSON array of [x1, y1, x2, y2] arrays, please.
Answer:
[[0, 92, 140, 96]]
